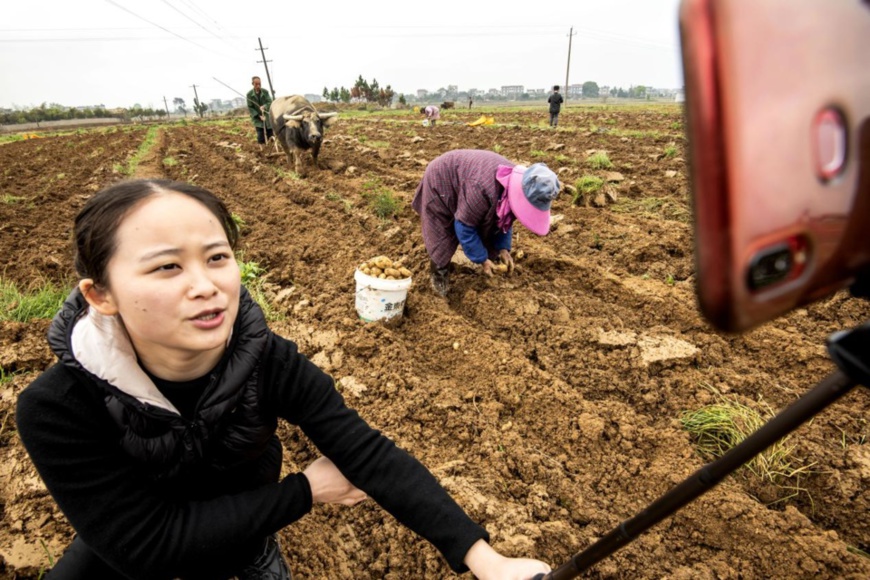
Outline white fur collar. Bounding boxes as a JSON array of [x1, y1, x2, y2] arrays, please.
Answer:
[[70, 308, 180, 415]]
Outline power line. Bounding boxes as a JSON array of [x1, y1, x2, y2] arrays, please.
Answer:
[[103, 0, 238, 60], [1, 22, 677, 51], [162, 0, 248, 54], [160, 0, 227, 44]]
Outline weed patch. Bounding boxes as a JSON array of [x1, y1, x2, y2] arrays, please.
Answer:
[[682, 389, 816, 506], [362, 177, 402, 219], [586, 151, 613, 169], [1, 194, 26, 205], [0, 279, 69, 322], [236, 256, 284, 322]]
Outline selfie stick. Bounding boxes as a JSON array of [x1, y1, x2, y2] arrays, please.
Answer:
[[533, 320, 870, 580]]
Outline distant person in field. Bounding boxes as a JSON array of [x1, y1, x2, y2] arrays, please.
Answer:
[[247, 76, 273, 147], [16, 178, 553, 580], [547, 85, 564, 127], [412, 150, 560, 296], [468, 96, 473, 109], [421, 104, 440, 127]]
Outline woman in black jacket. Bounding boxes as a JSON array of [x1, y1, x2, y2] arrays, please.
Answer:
[[16, 179, 551, 580]]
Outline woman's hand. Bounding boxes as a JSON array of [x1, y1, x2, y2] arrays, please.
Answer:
[[302, 456, 368, 506], [481, 260, 495, 277], [498, 249, 515, 273], [464, 539, 551, 580]]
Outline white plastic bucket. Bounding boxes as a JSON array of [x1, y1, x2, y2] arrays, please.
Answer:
[[354, 269, 413, 322], [422, 119, 430, 127]]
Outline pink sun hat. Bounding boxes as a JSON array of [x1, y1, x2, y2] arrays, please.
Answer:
[[506, 163, 560, 235]]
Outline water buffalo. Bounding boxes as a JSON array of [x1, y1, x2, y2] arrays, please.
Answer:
[[440, 101, 455, 110], [269, 95, 338, 177]]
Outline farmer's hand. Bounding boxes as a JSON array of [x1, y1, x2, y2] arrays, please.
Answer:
[[259, 105, 265, 113], [303, 456, 368, 506], [464, 540, 551, 580], [259, 115, 265, 122], [498, 249, 515, 273], [481, 260, 495, 277]]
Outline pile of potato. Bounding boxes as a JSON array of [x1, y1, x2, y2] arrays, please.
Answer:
[[358, 255, 413, 280]]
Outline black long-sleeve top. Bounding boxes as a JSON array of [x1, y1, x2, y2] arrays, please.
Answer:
[[16, 332, 488, 579]]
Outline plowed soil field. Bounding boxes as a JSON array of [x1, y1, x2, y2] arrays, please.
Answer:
[[0, 105, 868, 579]]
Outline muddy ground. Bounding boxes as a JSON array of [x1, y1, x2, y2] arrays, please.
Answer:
[[0, 105, 868, 579]]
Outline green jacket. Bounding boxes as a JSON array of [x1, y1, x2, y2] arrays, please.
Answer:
[[247, 88, 273, 129]]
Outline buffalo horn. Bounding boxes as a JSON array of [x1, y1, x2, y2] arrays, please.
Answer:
[[283, 113, 304, 121], [318, 112, 339, 119]]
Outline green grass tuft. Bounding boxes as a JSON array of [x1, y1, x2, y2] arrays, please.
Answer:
[[362, 177, 402, 219], [0, 279, 69, 322], [681, 389, 816, 506], [586, 151, 613, 169], [1, 194, 27, 205], [236, 257, 284, 322]]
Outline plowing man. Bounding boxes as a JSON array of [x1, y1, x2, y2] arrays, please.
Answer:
[[247, 76, 273, 148], [412, 149, 560, 296]]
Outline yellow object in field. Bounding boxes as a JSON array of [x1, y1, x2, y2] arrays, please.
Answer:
[[22, 133, 43, 140], [466, 115, 495, 127]]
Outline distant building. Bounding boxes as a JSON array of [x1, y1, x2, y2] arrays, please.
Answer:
[[501, 85, 524, 97], [567, 84, 582, 98], [231, 97, 245, 108], [487, 88, 500, 96]]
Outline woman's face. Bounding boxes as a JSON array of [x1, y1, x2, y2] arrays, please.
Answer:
[[87, 192, 240, 374]]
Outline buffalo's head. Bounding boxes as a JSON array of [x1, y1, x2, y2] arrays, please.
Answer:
[[282, 110, 339, 146]]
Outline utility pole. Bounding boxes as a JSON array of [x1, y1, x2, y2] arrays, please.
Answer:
[[191, 84, 202, 118], [565, 26, 577, 101], [163, 96, 171, 120], [256, 38, 276, 98]]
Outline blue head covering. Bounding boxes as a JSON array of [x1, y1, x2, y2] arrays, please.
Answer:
[[521, 163, 560, 210]]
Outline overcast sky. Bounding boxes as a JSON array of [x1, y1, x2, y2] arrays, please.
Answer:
[[1, 0, 684, 110]]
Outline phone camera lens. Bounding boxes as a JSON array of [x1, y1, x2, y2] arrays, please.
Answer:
[[747, 244, 794, 290]]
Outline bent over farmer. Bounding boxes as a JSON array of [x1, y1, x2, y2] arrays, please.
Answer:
[[412, 149, 560, 296]]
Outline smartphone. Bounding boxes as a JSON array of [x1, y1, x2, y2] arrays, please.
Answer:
[[680, 0, 870, 332]]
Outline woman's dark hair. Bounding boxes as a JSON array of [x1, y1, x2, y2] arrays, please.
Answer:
[[74, 179, 239, 287]]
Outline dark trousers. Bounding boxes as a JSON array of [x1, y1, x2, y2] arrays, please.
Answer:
[[45, 535, 273, 579], [549, 112, 559, 127], [45, 537, 127, 579], [256, 126, 274, 144]]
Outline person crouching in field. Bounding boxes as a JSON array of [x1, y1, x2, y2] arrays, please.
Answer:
[[15, 178, 552, 580], [412, 149, 560, 296], [421, 104, 440, 127]]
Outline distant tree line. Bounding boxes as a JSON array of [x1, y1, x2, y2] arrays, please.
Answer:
[[322, 75, 396, 107], [0, 102, 172, 125]]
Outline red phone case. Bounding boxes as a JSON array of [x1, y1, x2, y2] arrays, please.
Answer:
[[680, 0, 870, 332]]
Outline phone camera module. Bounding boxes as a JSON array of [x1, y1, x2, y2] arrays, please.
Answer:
[[812, 107, 847, 182], [747, 243, 794, 290]]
